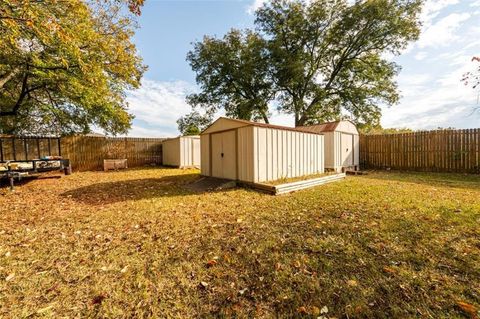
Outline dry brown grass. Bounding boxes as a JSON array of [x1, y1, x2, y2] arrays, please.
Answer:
[[0, 168, 479, 318]]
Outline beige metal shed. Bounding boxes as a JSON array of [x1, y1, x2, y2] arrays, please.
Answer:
[[200, 117, 325, 183], [299, 120, 359, 172], [162, 135, 200, 168]]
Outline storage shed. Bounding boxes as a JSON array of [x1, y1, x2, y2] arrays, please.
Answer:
[[298, 120, 359, 172], [200, 117, 324, 183], [162, 135, 200, 168]]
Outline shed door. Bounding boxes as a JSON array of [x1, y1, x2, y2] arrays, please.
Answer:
[[341, 133, 354, 166], [211, 130, 237, 180]]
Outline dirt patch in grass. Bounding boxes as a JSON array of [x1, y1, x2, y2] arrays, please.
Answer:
[[0, 168, 479, 318]]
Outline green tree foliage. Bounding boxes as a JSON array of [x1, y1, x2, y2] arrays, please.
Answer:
[[0, 0, 146, 135], [358, 124, 413, 134], [187, 0, 422, 127], [177, 110, 212, 135], [187, 30, 274, 123]]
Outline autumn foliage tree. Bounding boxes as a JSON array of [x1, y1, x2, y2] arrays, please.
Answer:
[[0, 0, 146, 135]]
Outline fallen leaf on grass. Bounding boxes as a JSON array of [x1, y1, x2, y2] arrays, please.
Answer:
[[120, 266, 128, 273], [383, 266, 397, 274], [199, 281, 209, 289], [5, 251, 11, 257], [5, 273, 15, 281], [37, 305, 54, 314], [297, 306, 307, 314], [347, 279, 358, 287], [91, 294, 106, 305], [321, 305, 329, 314], [456, 301, 478, 319], [206, 259, 217, 268]]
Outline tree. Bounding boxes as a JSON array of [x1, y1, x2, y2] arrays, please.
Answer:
[[186, 29, 274, 123], [0, 0, 146, 135], [177, 110, 212, 135], [187, 0, 422, 127], [358, 124, 412, 134], [462, 56, 480, 90]]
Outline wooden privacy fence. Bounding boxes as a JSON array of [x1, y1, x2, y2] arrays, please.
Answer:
[[0, 135, 62, 161], [62, 136, 165, 171], [360, 129, 480, 173], [0, 135, 166, 171]]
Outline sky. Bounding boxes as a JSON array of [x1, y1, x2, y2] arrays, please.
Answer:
[[124, 0, 480, 137]]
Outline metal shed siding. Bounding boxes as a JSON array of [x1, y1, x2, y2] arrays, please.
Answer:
[[323, 132, 334, 168], [192, 138, 201, 166], [202, 117, 249, 134], [335, 121, 358, 134], [162, 138, 180, 167], [200, 134, 210, 175], [179, 137, 190, 166], [180, 136, 200, 167], [237, 126, 255, 182], [252, 126, 324, 183], [353, 134, 360, 166], [334, 131, 342, 170], [163, 136, 200, 168]]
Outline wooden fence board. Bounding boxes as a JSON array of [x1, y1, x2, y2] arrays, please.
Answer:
[[360, 129, 480, 173]]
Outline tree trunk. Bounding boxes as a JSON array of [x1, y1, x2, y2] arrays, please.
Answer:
[[262, 112, 269, 124], [297, 112, 310, 126]]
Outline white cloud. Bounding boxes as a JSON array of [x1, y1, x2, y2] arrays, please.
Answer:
[[414, 51, 428, 61], [269, 111, 295, 127], [382, 59, 479, 129], [418, 12, 471, 48], [471, 0, 480, 7], [125, 79, 196, 137], [247, 0, 267, 14], [420, 0, 459, 26]]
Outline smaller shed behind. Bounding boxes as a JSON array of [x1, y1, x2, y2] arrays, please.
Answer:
[[162, 135, 200, 168], [299, 121, 359, 172]]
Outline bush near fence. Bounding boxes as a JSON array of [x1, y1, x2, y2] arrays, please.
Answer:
[[360, 129, 480, 173], [0, 135, 166, 171]]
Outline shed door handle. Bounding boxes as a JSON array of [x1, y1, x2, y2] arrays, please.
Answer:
[[221, 152, 224, 158]]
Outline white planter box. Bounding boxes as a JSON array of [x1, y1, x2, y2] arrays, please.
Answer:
[[104, 159, 128, 171]]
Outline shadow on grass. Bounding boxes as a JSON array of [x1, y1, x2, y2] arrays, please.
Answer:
[[359, 170, 480, 191], [0, 174, 62, 189], [62, 174, 239, 205]]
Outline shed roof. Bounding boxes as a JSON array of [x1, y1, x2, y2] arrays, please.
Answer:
[[163, 135, 200, 142], [298, 120, 358, 134], [201, 117, 324, 135]]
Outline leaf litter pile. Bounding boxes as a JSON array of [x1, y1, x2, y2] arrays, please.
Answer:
[[0, 168, 479, 318]]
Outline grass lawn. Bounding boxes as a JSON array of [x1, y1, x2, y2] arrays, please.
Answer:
[[0, 168, 479, 318]]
